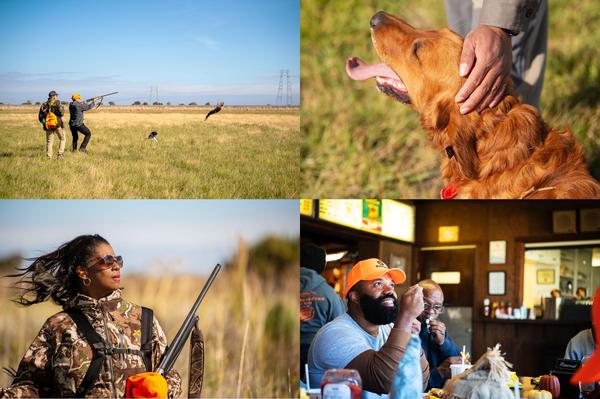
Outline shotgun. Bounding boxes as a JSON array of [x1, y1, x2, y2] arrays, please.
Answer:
[[156, 263, 222, 375], [84, 92, 118, 103]]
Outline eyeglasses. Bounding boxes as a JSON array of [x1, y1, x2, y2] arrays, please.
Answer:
[[424, 303, 444, 313], [89, 255, 123, 269]]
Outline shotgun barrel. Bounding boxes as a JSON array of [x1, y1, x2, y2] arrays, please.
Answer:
[[85, 92, 118, 102], [156, 263, 222, 375]]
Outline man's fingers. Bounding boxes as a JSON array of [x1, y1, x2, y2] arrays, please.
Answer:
[[489, 81, 508, 108], [459, 36, 476, 78], [459, 67, 497, 114], [430, 326, 444, 334], [476, 73, 504, 112], [455, 60, 489, 105]]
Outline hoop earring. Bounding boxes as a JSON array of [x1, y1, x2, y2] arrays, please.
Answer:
[[82, 277, 91, 286]]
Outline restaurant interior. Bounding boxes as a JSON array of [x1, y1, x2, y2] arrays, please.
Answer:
[[301, 199, 600, 397]]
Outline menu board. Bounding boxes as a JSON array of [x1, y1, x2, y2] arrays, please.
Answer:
[[318, 199, 414, 243], [319, 200, 363, 230], [362, 199, 383, 234], [300, 199, 314, 217], [381, 199, 415, 242]]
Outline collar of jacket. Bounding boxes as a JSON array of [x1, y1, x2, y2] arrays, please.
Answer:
[[64, 288, 123, 312]]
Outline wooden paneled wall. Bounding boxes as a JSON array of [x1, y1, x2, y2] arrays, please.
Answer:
[[413, 200, 600, 372]]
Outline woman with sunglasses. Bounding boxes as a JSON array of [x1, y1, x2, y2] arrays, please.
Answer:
[[1, 234, 182, 398]]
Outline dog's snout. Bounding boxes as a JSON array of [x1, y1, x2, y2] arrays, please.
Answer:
[[370, 11, 387, 29]]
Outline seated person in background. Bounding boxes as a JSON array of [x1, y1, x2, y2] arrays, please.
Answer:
[[308, 258, 429, 399], [300, 243, 345, 382], [417, 279, 462, 390], [576, 287, 588, 300], [565, 327, 596, 362]]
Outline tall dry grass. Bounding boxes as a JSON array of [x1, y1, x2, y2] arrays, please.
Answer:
[[0, 240, 299, 398]]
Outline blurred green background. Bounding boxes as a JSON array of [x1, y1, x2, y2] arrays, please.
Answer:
[[301, 0, 600, 198]]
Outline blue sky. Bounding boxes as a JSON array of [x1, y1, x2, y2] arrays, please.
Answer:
[[0, 200, 299, 274], [0, 0, 299, 105]]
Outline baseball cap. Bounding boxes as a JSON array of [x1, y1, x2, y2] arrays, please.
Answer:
[[344, 258, 406, 297], [72, 93, 81, 100], [48, 90, 58, 97]]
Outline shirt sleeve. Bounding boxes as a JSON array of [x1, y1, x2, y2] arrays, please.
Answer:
[[152, 317, 182, 398], [480, 0, 541, 32], [310, 322, 374, 374], [38, 106, 45, 123], [346, 328, 430, 394], [3, 319, 55, 398], [437, 333, 461, 358]]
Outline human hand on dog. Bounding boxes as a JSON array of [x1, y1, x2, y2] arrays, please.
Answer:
[[454, 25, 512, 114]]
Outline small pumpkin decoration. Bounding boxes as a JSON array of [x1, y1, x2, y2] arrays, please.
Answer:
[[523, 389, 552, 399], [538, 375, 560, 398]]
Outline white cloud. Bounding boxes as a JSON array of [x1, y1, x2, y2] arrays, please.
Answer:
[[193, 36, 218, 48]]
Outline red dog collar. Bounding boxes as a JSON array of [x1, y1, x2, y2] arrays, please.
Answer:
[[440, 184, 459, 200]]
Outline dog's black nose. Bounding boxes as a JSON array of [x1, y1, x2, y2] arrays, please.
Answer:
[[370, 11, 386, 28]]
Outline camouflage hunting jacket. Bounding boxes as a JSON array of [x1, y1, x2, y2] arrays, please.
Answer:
[[38, 100, 65, 130], [0, 289, 182, 398]]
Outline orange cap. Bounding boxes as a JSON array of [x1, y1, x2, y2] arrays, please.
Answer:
[[125, 372, 168, 398], [571, 287, 600, 384], [344, 258, 406, 297], [71, 93, 81, 101]]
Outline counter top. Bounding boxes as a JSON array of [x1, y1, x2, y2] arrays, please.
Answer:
[[474, 318, 590, 325]]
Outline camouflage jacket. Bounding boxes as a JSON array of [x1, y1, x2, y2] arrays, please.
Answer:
[[1, 289, 181, 398]]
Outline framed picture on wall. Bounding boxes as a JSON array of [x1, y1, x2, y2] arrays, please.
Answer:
[[388, 254, 406, 271], [488, 271, 506, 295], [580, 209, 600, 232], [489, 240, 507, 264], [552, 210, 577, 233], [537, 269, 555, 284]]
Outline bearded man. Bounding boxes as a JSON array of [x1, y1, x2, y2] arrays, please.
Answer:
[[307, 258, 430, 399]]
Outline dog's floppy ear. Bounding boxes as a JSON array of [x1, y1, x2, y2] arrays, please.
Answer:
[[427, 99, 480, 181], [443, 112, 480, 181], [430, 99, 452, 130], [452, 126, 480, 180]]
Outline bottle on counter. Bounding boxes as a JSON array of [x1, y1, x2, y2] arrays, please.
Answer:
[[520, 305, 527, 320], [483, 298, 491, 318], [507, 302, 513, 319], [321, 369, 362, 399], [491, 301, 498, 319], [498, 301, 506, 318]]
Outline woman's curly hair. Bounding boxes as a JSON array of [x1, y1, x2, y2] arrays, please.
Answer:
[[7, 234, 109, 306]]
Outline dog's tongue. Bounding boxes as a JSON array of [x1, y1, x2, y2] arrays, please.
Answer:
[[346, 56, 401, 81]]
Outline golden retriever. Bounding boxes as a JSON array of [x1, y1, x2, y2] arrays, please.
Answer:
[[346, 11, 600, 199]]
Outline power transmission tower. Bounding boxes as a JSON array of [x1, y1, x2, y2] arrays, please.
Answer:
[[149, 86, 159, 104], [285, 70, 292, 106], [276, 69, 293, 106]]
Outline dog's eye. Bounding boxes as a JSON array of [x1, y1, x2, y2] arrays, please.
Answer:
[[412, 41, 422, 58]]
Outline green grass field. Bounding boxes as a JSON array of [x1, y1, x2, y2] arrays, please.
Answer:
[[0, 106, 300, 198], [301, 0, 600, 198]]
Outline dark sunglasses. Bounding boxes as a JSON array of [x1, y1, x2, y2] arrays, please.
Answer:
[[89, 255, 123, 269]]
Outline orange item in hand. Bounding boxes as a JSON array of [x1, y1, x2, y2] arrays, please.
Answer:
[[125, 372, 168, 398], [571, 287, 600, 385]]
